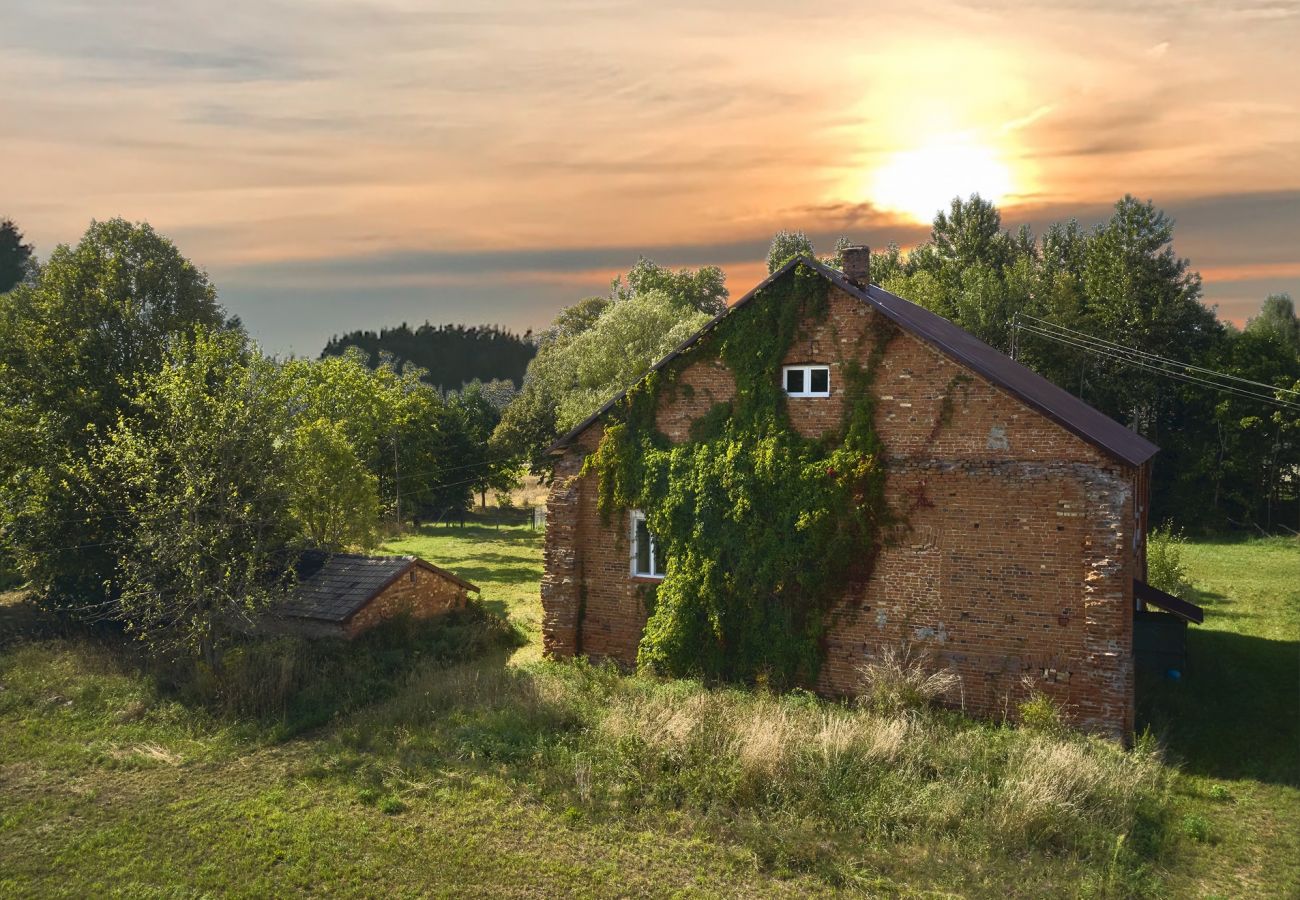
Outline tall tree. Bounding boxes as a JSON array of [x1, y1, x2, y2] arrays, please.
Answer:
[[0, 219, 228, 606], [767, 230, 815, 273], [1245, 293, 1300, 353], [286, 418, 380, 550], [96, 327, 297, 667], [494, 261, 718, 470], [0, 219, 34, 293]]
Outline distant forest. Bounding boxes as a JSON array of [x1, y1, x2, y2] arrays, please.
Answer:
[[320, 323, 537, 389]]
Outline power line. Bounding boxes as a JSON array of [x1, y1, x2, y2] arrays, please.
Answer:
[[1017, 313, 1300, 398], [1015, 322, 1300, 411], [1016, 324, 1299, 409]]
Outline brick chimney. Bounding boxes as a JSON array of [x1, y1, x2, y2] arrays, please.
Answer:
[[840, 244, 871, 286]]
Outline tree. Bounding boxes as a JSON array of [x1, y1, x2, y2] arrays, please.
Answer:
[[287, 418, 379, 550], [0, 219, 228, 606], [767, 230, 815, 273], [450, 379, 519, 507], [613, 257, 728, 315], [494, 261, 719, 470], [1080, 196, 1220, 435], [0, 219, 34, 293], [96, 328, 297, 667], [320, 322, 536, 390], [1245, 293, 1300, 353]]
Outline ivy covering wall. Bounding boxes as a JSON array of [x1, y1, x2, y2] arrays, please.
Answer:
[[587, 264, 900, 687]]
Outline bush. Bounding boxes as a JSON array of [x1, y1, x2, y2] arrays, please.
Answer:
[[1018, 690, 1067, 734], [1147, 526, 1193, 597]]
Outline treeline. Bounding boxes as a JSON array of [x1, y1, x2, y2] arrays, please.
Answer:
[[0, 219, 516, 665], [490, 198, 1300, 533], [321, 322, 537, 390]]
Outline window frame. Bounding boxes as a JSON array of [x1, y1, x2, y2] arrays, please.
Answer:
[[782, 364, 831, 398], [629, 509, 666, 580]]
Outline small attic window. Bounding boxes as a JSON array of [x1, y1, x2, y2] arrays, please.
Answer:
[[783, 365, 830, 398]]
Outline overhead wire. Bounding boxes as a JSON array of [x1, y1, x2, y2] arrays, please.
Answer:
[[1014, 321, 1300, 411], [1017, 313, 1300, 398]]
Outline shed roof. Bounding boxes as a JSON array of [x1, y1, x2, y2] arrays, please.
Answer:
[[548, 256, 1159, 467], [277, 552, 478, 624]]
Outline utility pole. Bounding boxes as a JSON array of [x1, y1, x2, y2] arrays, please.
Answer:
[[1010, 313, 1019, 361]]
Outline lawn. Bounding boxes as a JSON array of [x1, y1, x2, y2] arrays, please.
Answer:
[[0, 525, 1295, 897]]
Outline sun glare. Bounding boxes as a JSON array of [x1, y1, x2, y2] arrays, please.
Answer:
[[871, 137, 1014, 224]]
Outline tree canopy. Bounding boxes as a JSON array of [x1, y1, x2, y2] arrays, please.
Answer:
[[321, 323, 536, 390]]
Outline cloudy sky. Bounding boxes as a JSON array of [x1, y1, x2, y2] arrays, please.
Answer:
[[4, 0, 1298, 355]]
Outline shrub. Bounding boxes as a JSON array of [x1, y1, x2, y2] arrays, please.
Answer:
[[1018, 689, 1067, 734], [855, 643, 960, 714], [1147, 526, 1193, 597]]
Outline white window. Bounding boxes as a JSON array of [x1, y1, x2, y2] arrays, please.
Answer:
[[630, 510, 666, 579], [783, 364, 830, 397]]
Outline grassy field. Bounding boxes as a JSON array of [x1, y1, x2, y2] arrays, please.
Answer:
[[0, 525, 1295, 897]]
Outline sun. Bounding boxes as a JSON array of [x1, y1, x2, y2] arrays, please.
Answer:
[[871, 136, 1014, 224]]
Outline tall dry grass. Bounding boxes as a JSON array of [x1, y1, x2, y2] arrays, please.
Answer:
[[340, 655, 1173, 886]]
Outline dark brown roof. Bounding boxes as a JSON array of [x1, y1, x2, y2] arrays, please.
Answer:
[[548, 256, 1159, 467], [1135, 579, 1204, 624], [278, 552, 478, 624]]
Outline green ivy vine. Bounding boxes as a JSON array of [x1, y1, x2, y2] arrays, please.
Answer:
[[586, 263, 899, 688]]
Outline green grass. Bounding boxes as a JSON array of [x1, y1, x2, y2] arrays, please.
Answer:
[[0, 524, 1296, 897], [1137, 536, 1300, 898]]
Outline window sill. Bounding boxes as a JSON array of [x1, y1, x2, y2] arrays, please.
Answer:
[[630, 575, 665, 584]]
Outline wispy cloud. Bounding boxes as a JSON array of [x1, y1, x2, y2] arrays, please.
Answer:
[[1, 0, 1296, 351]]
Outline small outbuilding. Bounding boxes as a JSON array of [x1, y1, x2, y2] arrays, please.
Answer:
[[275, 552, 479, 639]]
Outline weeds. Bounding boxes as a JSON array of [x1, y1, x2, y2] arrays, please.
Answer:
[[1147, 526, 1193, 597], [324, 656, 1175, 883], [855, 643, 960, 714]]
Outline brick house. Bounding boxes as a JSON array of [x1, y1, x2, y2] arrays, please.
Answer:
[[274, 552, 477, 639], [541, 249, 1200, 738]]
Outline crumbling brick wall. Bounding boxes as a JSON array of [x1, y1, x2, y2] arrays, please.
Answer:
[[542, 285, 1138, 738], [346, 565, 469, 638]]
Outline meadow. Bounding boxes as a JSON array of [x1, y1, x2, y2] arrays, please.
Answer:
[[0, 525, 1295, 898]]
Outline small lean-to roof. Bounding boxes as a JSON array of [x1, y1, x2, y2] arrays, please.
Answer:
[[278, 552, 478, 624], [548, 256, 1159, 467]]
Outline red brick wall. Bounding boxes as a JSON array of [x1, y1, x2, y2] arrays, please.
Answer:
[[346, 564, 469, 638], [542, 285, 1140, 738]]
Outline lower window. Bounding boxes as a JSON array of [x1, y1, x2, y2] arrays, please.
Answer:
[[630, 510, 666, 579]]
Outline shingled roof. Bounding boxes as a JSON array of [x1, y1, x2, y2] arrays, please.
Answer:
[[548, 256, 1159, 468], [278, 552, 478, 624]]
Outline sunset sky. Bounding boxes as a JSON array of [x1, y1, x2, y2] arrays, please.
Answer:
[[4, 0, 1298, 355]]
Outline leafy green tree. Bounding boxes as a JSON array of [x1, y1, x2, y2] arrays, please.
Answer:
[[1081, 196, 1220, 434], [0, 219, 34, 293], [0, 219, 227, 605], [613, 257, 728, 316], [451, 379, 519, 506], [494, 262, 718, 470], [767, 230, 815, 273], [287, 418, 379, 550], [280, 349, 479, 523], [95, 328, 297, 667], [1245, 293, 1300, 353]]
